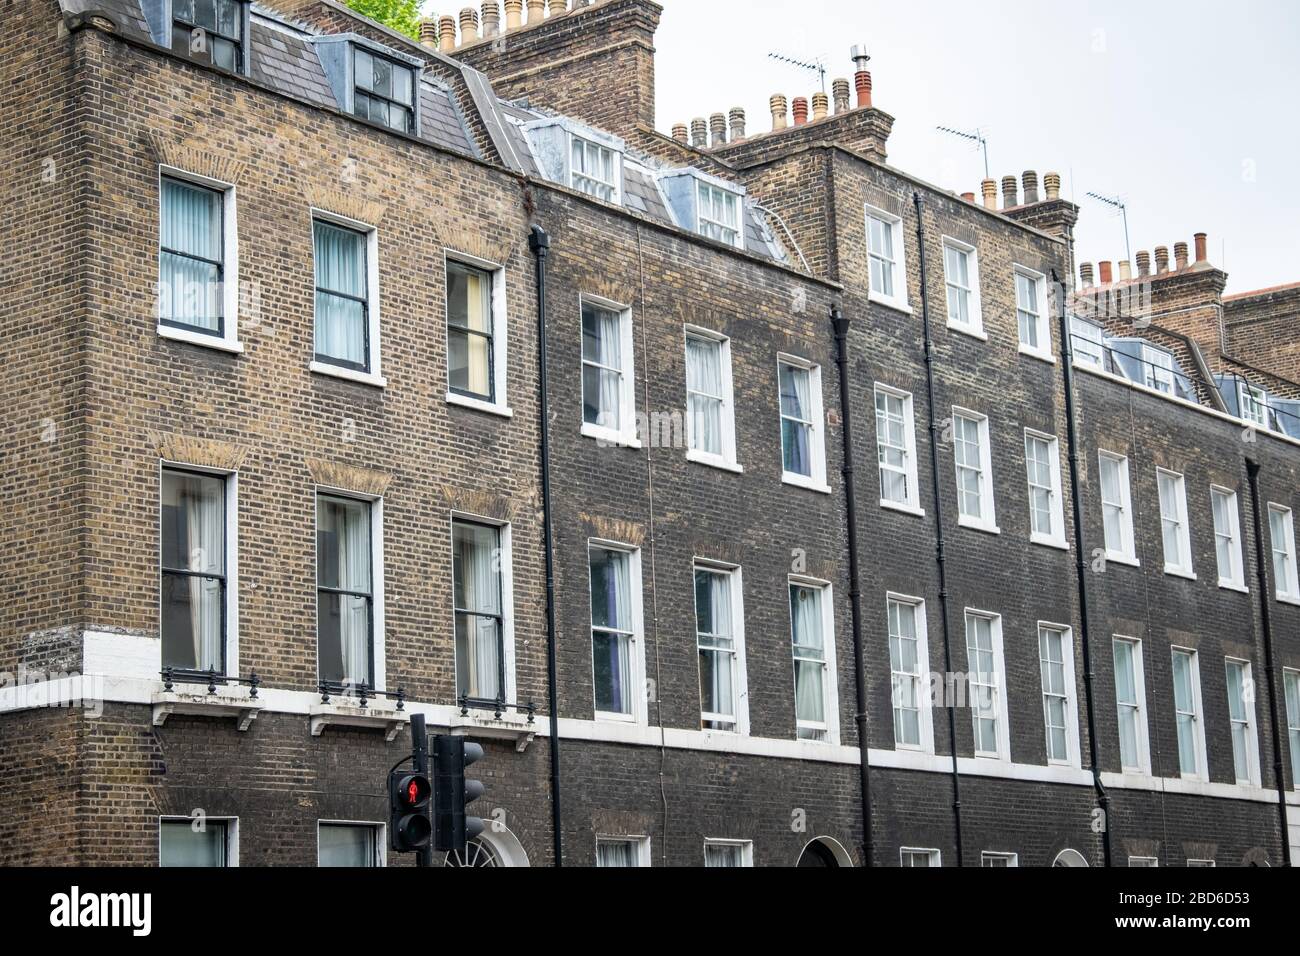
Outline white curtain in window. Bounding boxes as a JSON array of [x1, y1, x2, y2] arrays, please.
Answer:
[[457, 524, 502, 700], [792, 588, 824, 725], [687, 337, 723, 455], [780, 364, 812, 477], [314, 222, 367, 366], [591, 309, 623, 429], [699, 571, 734, 719], [1114, 642, 1139, 767], [1172, 653, 1197, 773], [161, 179, 222, 330], [459, 268, 493, 397], [597, 840, 636, 867], [185, 480, 224, 671], [591, 549, 632, 714], [337, 503, 371, 687], [705, 844, 744, 867]]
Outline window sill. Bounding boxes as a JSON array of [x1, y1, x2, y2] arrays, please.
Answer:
[[782, 473, 831, 495], [1218, 580, 1250, 594], [1031, 534, 1070, 551], [1105, 552, 1141, 568], [310, 362, 388, 389], [581, 421, 642, 449], [447, 392, 514, 419], [1277, 593, 1300, 607], [1163, 567, 1198, 582], [947, 321, 988, 342], [1018, 346, 1057, 365], [595, 711, 643, 725], [158, 325, 244, 354], [880, 499, 926, 518], [958, 515, 1001, 536], [868, 291, 913, 315], [686, 450, 744, 474]]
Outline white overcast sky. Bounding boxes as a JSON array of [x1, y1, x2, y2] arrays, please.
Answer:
[[646, 0, 1300, 294]]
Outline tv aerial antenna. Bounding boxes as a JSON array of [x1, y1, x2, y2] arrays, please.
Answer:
[[936, 125, 990, 180], [767, 51, 827, 93]]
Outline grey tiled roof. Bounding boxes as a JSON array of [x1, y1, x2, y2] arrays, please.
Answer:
[[419, 83, 477, 157], [623, 166, 671, 224], [250, 22, 336, 109], [59, 0, 153, 44]]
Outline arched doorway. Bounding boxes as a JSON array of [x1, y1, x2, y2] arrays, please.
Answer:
[[797, 837, 854, 867], [442, 825, 531, 868], [1052, 848, 1089, 867]]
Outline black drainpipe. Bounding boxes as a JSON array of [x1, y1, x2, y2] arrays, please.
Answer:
[[1244, 458, 1293, 867], [529, 224, 564, 867], [1051, 268, 1113, 868], [912, 192, 964, 866], [831, 304, 874, 867]]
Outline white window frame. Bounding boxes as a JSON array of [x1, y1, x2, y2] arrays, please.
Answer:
[[875, 384, 923, 516], [777, 355, 828, 492], [1284, 668, 1300, 792], [588, 540, 647, 726], [159, 461, 240, 677], [1015, 265, 1053, 362], [569, 133, 622, 204], [309, 207, 385, 388], [1187, 859, 1217, 867], [1038, 623, 1082, 769], [1069, 316, 1106, 369], [314, 487, 386, 691], [579, 293, 638, 447], [981, 851, 1019, 867], [1142, 344, 1176, 394], [1157, 468, 1195, 579], [900, 847, 941, 867], [1240, 381, 1270, 429], [1210, 486, 1247, 592], [1171, 646, 1209, 782], [684, 325, 740, 473], [317, 820, 386, 867], [1269, 504, 1300, 603], [952, 407, 999, 534], [788, 576, 839, 745], [1113, 636, 1151, 775], [864, 204, 910, 313], [942, 236, 984, 339], [157, 165, 243, 354], [158, 815, 239, 867], [1224, 658, 1261, 788], [445, 249, 512, 418], [693, 560, 749, 737], [1024, 430, 1066, 549], [696, 181, 743, 249], [449, 511, 516, 706], [596, 835, 651, 867], [887, 594, 934, 754], [1098, 451, 1137, 565], [1129, 856, 1159, 868], [964, 610, 1010, 762], [703, 838, 754, 867]]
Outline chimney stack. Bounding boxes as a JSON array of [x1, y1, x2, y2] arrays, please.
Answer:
[[1099, 261, 1113, 285], [1001, 175, 1018, 209], [1194, 232, 1208, 264], [729, 107, 746, 141], [419, 18, 438, 49], [1043, 172, 1061, 201], [527, 0, 544, 24], [1022, 170, 1039, 205], [1136, 250, 1151, 278], [981, 178, 997, 209], [690, 117, 708, 148], [1174, 242, 1189, 271], [832, 78, 851, 114], [459, 7, 480, 44], [811, 92, 829, 122], [710, 112, 727, 146], [481, 1, 500, 37], [1118, 260, 1132, 282], [504, 0, 523, 29], [1155, 246, 1169, 274], [792, 97, 809, 126], [770, 94, 788, 131], [1080, 263, 1095, 287], [671, 122, 688, 144], [439, 14, 457, 52]]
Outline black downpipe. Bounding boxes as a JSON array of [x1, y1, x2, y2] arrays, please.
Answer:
[[831, 305, 875, 867], [912, 193, 964, 866], [1052, 268, 1113, 868], [1244, 458, 1293, 867], [529, 224, 564, 867]]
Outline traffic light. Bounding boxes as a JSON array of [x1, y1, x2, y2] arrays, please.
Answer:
[[433, 736, 486, 855], [388, 768, 432, 853]]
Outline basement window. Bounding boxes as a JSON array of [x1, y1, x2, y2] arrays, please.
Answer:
[[171, 0, 246, 73], [353, 47, 415, 135], [160, 818, 236, 867]]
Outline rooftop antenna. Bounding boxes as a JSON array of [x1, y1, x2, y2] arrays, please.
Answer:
[[936, 125, 990, 180], [768, 51, 827, 94], [1086, 191, 1132, 263]]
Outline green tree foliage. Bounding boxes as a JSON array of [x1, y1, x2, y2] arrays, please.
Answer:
[[345, 0, 422, 41]]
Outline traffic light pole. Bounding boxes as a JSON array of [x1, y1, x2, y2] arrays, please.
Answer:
[[410, 713, 432, 869]]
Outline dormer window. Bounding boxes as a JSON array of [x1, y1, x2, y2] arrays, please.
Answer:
[[353, 47, 415, 134], [571, 136, 618, 203], [172, 0, 246, 72], [697, 182, 741, 247], [1240, 382, 1271, 428], [1141, 344, 1175, 394]]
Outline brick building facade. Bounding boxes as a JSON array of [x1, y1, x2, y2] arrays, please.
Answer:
[[1, 0, 1297, 867]]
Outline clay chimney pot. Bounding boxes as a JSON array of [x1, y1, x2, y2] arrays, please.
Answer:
[[1080, 263, 1095, 288], [1118, 260, 1132, 282], [1001, 175, 1018, 209], [1194, 232, 1208, 263], [527, 0, 545, 24], [548, 0, 567, 15], [854, 70, 872, 108], [1136, 251, 1151, 278], [439, 15, 457, 52], [961, 192, 976, 203], [792, 97, 809, 126], [1154, 246, 1169, 274], [710, 113, 727, 147], [770, 94, 788, 131], [1044, 172, 1061, 202], [728, 107, 746, 141], [1099, 261, 1113, 285], [672, 123, 688, 144], [1174, 242, 1190, 270], [690, 117, 708, 148], [832, 78, 851, 114], [481, 1, 500, 37], [981, 178, 997, 210], [1022, 170, 1039, 205], [459, 8, 479, 44], [419, 18, 438, 49], [504, 0, 523, 30]]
